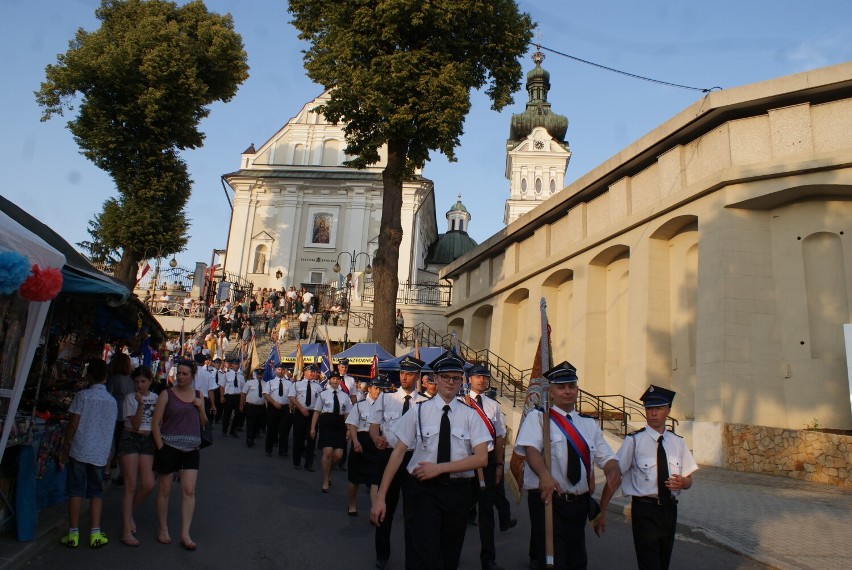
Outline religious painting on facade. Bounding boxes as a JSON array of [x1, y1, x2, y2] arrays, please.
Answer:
[[312, 213, 332, 244]]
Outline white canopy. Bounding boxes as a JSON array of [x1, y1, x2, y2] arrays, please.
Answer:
[[0, 209, 66, 461]]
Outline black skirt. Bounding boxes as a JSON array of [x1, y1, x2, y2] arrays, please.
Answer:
[[317, 412, 347, 450], [348, 431, 382, 485]]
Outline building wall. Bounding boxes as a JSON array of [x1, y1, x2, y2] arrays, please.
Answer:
[[442, 64, 852, 448]]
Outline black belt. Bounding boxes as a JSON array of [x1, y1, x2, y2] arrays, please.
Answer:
[[554, 491, 589, 502], [632, 496, 678, 506], [424, 476, 475, 487]]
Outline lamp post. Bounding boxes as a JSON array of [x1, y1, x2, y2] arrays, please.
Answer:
[[333, 250, 372, 349]]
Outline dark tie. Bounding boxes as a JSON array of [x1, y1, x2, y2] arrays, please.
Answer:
[[305, 382, 312, 407], [402, 395, 411, 415], [438, 405, 451, 464], [476, 394, 483, 409], [233, 373, 238, 389], [566, 414, 581, 485], [257, 379, 262, 397], [333, 390, 340, 415], [278, 379, 284, 397], [657, 436, 671, 500]]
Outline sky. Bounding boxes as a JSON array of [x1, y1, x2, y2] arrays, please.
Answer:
[[2, 0, 852, 269]]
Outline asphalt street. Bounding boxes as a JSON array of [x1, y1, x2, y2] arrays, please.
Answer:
[[27, 431, 766, 569]]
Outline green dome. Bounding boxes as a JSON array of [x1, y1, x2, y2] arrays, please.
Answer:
[[426, 231, 478, 265], [508, 51, 568, 144], [448, 199, 468, 214]]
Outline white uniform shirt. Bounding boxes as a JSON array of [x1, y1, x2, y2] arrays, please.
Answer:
[[263, 376, 291, 407], [312, 388, 352, 416], [464, 390, 507, 452], [195, 366, 215, 398], [392, 397, 491, 479], [515, 405, 616, 494], [368, 389, 424, 449], [242, 377, 266, 406], [290, 379, 321, 408], [346, 396, 377, 432], [614, 426, 699, 498], [220, 369, 237, 395]]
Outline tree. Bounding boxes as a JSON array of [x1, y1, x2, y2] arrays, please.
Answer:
[[36, 0, 249, 287], [289, 0, 534, 351]]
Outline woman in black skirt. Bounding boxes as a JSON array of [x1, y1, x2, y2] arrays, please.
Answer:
[[310, 372, 351, 492], [344, 376, 386, 515]]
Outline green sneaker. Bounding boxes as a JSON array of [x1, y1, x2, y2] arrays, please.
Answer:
[[60, 531, 79, 548], [90, 530, 109, 548]]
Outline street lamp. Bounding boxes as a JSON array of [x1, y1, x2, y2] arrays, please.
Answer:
[[333, 250, 372, 349]]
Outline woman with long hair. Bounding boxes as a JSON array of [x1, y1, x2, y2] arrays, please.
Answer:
[[150, 359, 207, 550], [117, 367, 158, 546]]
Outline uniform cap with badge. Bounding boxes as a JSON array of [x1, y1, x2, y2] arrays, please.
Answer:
[[467, 363, 491, 378], [640, 385, 675, 408], [398, 355, 425, 373], [543, 361, 579, 383], [427, 351, 466, 374]]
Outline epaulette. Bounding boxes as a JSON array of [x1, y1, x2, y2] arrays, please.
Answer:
[[626, 427, 645, 437], [666, 429, 682, 438], [578, 413, 595, 419]]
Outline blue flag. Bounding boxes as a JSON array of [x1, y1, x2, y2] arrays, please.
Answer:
[[264, 345, 279, 382]]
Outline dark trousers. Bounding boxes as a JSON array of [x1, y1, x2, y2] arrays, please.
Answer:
[[631, 497, 678, 570], [221, 393, 243, 434], [375, 450, 413, 564], [403, 477, 473, 570], [476, 453, 499, 566], [243, 403, 265, 444], [528, 491, 589, 570], [494, 474, 512, 526], [291, 410, 315, 467], [299, 320, 308, 338], [265, 406, 292, 456]]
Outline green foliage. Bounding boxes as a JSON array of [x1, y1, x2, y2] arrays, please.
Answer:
[[288, 0, 533, 349], [804, 418, 821, 430], [288, 0, 534, 173], [36, 0, 248, 283]]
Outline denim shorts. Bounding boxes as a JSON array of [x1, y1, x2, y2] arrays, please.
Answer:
[[117, 430, 155, 456], [66, 457, 104, 499]]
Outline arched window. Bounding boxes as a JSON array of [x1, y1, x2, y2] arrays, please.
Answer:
[[521, 179, 527, 193], [321, 139, 340, 166], [535, 178, 542, 194], [253, 245, 268, 274], [293, 144, 305, 165], [550, 179, 556, 194]]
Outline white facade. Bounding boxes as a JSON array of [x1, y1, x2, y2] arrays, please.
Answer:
[[223, 92, 437, 290], [504, 125, 571, 224]]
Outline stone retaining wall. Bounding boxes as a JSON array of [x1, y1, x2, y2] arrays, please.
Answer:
[[724, 423, 851, 488]]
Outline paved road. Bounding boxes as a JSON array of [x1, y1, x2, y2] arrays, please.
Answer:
[[27, 432, 766, 569]]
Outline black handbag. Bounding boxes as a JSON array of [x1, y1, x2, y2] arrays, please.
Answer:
[[197, 390, 213, 449]]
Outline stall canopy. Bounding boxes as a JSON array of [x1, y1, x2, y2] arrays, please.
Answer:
[[332, 342, 394, 365], [0, 195, 130, 304], [380, 347, 455, 372], [0, 208, 66, 463], [281, 343, 326, 364]]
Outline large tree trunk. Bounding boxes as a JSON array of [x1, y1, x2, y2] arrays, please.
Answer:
[[372, 138, 408, 353], [113, 249, 141, 290]]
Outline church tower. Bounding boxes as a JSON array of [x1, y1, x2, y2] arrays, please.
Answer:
[[504, 48, 571, 225]]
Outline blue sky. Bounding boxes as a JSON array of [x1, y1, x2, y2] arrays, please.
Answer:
[[2, 0, 851, 268]]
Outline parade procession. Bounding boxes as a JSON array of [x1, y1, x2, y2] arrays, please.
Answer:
[[3, 1, 852, 569]]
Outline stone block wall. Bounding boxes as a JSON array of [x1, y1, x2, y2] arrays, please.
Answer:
[[724, 423, 851, 488]]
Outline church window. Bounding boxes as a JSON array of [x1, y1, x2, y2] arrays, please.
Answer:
[[535, 178, 542, 194], [309, 271, 324, 284], [451, 219, 456, 231], [293, 144, 305, 165], [252, 245, 268, 274], [550, 179, 556, 194], [521, 179, 527, 193]]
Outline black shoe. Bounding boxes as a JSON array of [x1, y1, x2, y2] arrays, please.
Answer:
[[499, 518, 518, 532], [374, 561, 389, 570], [265, 452, 273, 457], [230, 432, 238, 438], [246, 440, 254, 448], [305, 464, 315, 472], [482, 562, 504, 570], [282, 451, 289, 458], [294, 464, 302, 470]]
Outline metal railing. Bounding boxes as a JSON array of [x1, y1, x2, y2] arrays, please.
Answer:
[[406, 322, 679, 436], [362, 280, 453, 307], [139, 265, 195, 293]]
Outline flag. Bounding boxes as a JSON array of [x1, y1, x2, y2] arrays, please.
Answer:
[[294, 341, 304, 381], [264, 344, 279, 382], [136, 261, 151, 286], [370, 353, 378, 379], [249, 337, 263, 375], [178, 320, 185, 356], [319, 342, 332, 380]]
